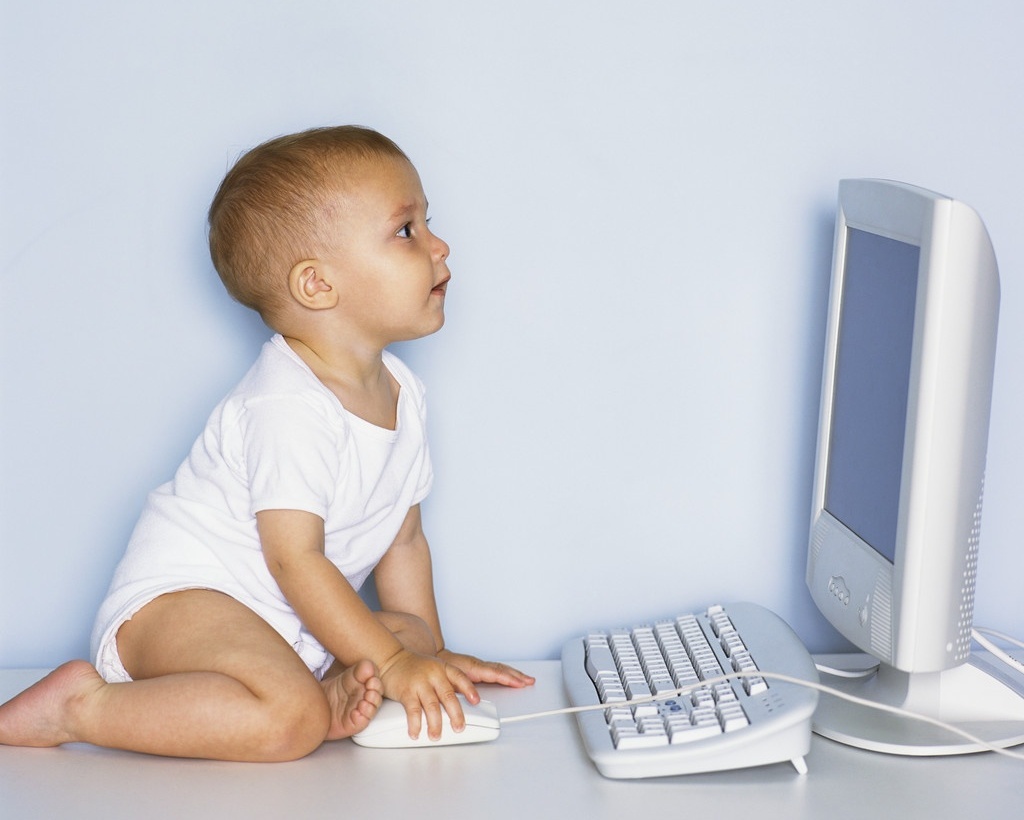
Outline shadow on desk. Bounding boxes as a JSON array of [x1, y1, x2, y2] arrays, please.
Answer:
[[1, 663, 1017, 820]]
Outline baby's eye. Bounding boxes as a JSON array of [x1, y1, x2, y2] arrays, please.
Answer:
[[396, 223, 412, 239]]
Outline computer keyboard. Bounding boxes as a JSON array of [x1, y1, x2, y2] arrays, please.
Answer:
[[561, 602, 819, 778]]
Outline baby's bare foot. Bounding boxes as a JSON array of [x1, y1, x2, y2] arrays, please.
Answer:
[[0, 660, 103, 747], [321, 659, 382, 741]]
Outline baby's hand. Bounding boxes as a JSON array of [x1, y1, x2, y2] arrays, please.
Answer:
[[437, 650, 536, 689], [378, 649, 478, 741]]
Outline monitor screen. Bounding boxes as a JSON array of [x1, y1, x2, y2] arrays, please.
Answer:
[[824, 228, 920, 563]]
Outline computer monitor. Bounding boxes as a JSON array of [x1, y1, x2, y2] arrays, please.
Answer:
[[806, 178, 1024, 754]]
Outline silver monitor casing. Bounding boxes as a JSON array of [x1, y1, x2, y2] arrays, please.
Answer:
[[805, 180, 1024, 755], [807, 178, 999, 675]]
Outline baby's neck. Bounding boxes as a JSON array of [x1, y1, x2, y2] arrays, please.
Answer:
[[284, 336, 400, 430]]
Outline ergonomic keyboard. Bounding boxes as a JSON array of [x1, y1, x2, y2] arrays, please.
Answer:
[[561, 602, 819, 778]]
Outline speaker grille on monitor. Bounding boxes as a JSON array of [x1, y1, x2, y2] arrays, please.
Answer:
[[954, 477, 985, 661], [869, 570, 893, 660], [811, 522, 826, 563]]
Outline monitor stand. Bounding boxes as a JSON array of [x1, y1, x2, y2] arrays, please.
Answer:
[[812, 651, 1024, 755]]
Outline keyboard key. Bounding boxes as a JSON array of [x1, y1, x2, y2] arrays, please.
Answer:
[[718, 705, 750, 732], [691, 706, 718, 727], [743, 675, 769, 695], [691, 689, 715, 709], [632, 702, 660, 719], [720, 631, 746, 657], [614, 730, 669, 750], [650, 677, 677, 695], [712, 682, 737, 703], [668, 721, 722, 744], [585, 642, 617, 683], [605, 706, 633, 725]]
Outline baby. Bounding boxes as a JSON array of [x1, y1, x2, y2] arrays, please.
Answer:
[[0, 125, 533, 761]]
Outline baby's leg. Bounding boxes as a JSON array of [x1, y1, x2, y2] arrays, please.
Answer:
[[375, 611, 438, 655], [1, 590, 380, 760]]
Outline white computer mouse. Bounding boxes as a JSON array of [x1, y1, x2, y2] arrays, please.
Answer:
[[352, 695, 500, 748]]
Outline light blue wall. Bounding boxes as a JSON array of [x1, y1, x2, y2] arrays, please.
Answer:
[[2, 1, 1023, 667]]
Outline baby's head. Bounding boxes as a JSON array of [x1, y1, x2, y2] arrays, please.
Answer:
[[208, 125, 409, 323]]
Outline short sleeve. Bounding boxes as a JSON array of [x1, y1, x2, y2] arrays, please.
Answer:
[[240, 395, 342, 519]]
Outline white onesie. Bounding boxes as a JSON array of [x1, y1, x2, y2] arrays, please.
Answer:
[[91, 334, 433, 681]]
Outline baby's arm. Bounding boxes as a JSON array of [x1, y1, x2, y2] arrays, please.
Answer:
[[373, 506, 536, 690], [256, 508, 476, 740]]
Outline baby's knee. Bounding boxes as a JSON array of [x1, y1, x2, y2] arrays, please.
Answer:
[[376, 611, 436, 654], [258, 681, 331, 762]]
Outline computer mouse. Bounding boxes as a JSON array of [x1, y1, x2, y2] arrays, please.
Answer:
[[352, 695, 500, 748]]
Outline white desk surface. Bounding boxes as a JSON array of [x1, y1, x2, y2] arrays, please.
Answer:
[[1, 661, 1020, 819]]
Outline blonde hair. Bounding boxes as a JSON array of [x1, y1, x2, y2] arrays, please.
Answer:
[[207, 125, 408, 319]]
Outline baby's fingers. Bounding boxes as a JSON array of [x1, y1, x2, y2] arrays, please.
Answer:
[[442, 658, 480, 705], [401, 690, 463, 741], [439, 651, 536, 689], [475, 661, 536, 688], [437, 689, 466, 736]]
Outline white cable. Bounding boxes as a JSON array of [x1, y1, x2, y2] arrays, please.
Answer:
[[974, 626, 1024, 651], [972, 628, 1024, 676], [501, 669, 1024, 763]]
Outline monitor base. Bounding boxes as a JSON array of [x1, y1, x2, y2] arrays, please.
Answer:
[[811, 651, 1024, 755]]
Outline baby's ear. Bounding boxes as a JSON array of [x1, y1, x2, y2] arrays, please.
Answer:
[[288, 260, 338, 310]]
